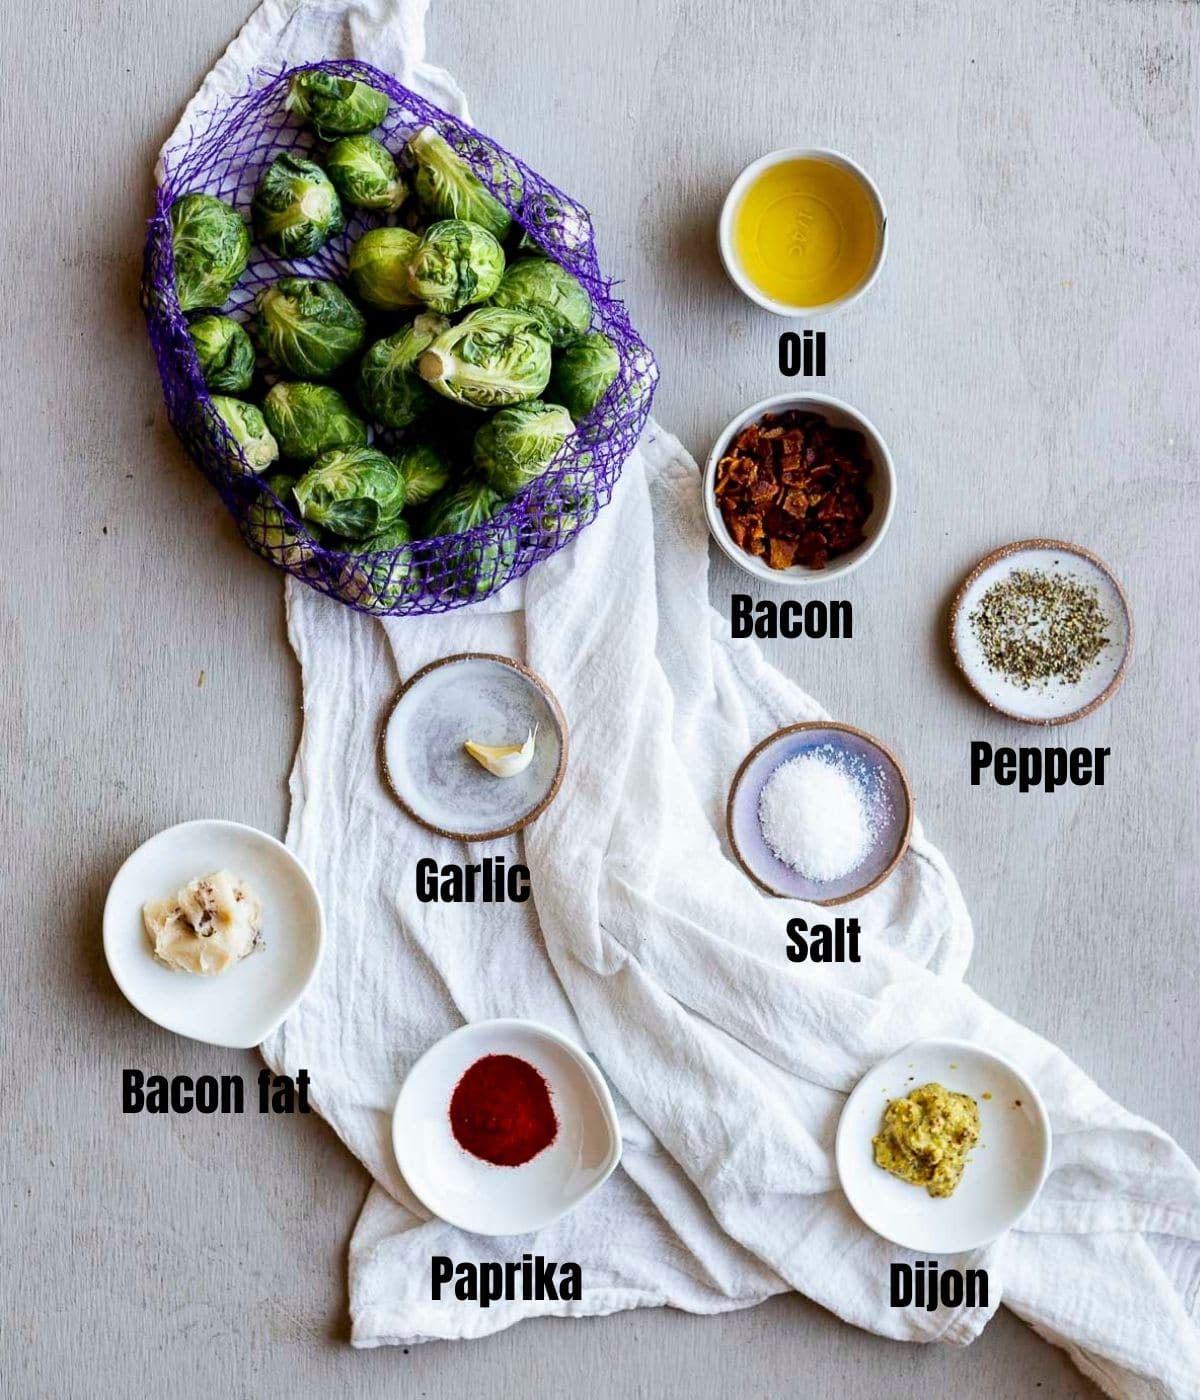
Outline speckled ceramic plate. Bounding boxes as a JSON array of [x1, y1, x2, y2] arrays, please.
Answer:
[[383, 653, 568, 841], [726, 722, 912, 905], [836, 1039, 1052, 1254], [950, 539, 1132, 725]]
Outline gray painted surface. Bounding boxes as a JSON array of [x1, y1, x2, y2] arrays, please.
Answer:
[[5, 0, 1196, 1394]]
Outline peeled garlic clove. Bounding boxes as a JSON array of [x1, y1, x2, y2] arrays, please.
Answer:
[[464, 725, 537, 778]]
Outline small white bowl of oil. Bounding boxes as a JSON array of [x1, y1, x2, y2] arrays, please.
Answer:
[[718, 147, 887, 317]]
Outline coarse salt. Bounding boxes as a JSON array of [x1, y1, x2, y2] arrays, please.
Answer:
[[757, 748, 877, 882]]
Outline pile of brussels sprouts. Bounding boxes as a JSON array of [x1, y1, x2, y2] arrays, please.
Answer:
[[167, 70, 620, 604]]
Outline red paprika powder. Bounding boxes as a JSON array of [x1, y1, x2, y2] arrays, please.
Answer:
[[449, 1054, 558, 1167]]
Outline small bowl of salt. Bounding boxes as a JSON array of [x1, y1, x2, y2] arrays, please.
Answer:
[[726, 722, 912, 904]]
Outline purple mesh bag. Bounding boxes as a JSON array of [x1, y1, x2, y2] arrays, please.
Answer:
[[142, 59, 657, 615]]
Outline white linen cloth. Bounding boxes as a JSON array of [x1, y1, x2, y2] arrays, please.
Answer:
[[167, 3, 1200, 1392]]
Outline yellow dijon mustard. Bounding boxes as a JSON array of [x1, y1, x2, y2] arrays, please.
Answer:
[[872, 1082, 981, 1198]]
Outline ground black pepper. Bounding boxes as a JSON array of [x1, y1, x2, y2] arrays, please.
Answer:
[[969, 567, 1110, 688]]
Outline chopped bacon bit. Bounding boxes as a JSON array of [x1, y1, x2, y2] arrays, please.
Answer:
[[714, 410, 873, 570]]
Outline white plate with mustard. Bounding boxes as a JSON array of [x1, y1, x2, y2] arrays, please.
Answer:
[[836, 1039, 1051, 1254]]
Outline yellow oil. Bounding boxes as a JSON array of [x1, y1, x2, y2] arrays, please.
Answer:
[[732, 158, 880, 308]]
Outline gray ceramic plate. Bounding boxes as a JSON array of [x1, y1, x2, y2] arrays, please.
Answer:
[[726, 722, 912, 905], [383, 653, 568, 841]]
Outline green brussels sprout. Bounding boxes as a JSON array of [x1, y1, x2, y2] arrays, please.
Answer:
[[418, 307, 551, 410], [357, 518, 411, 550], [245, 472, 315, 568], [514, 194, 593, 257], [473, 400, 574, 497], [209, 395, 278, 473], [423, 479, 503, 537], [548, 331, 620, 420], [251, 153, 344, 259], [407, 125, 515, 242], [337, 518, 417, 611], [538, 486, 597, 542], [488, 257, 592, 348], [347, 227, 422, 311], [394, 440, 452, 506], [453, 529, 516, 597], [285, 71, 389, 138], [324, 135, 405, 212], [188, 313, 255, 393], [407, 219, 505, 315], [169, 193, 250, 312], [422, 479, 513, 597], [262, 382, 367, 460], [356, 313, 447, 429], [293, 446, 407, 539], [253, 278, 366, 379]]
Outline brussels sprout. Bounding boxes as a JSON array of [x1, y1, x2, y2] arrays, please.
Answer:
[[418, 307, 551, 410], [337, 518, 417, 611], [423, 479, 503, 537], [245, 472, 315, 568], [548, 331, 619, 420], [395, 440, 452, 506], [407, 125, 515, 242], [293, 446, 407, 538], [262, 382, 367, 460], [254, 278, 365, 379], [357, 518, 411, 550], [537, 487, 597, 542], [188, 313, 255, 393], [209, 395, 278, 473], [251, 153, 344, 259], [356, 313, 447, 429], [325, 135, 405, 212], [514, 193, 593, 257], [473, 400, 574, 497], [489, 257, 592, 348], [453, 530, 516, 597], [422, 479, 513, 597], [285, 70, 389, 137], [407, 219, 505, 315], [347, 227, 422, 312], [169, 193, 250, 312]]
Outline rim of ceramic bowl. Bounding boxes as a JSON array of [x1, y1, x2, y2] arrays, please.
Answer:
[[948, 538, 1134, 727], [702, 391, 896, 587], [391, 1016, 624, 1236], [380, 652, 570, 841], [725, 720, 914, 906], [717, 146, 888, 318]]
